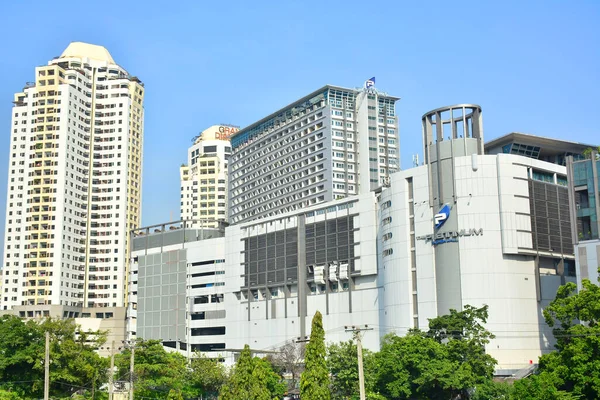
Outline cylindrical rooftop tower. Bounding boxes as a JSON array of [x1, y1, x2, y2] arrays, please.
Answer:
[[422, 104, 483, 206]]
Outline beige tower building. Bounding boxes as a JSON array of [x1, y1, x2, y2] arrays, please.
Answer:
[[1, 42, 144, 313], [180, 125, 236, 228]]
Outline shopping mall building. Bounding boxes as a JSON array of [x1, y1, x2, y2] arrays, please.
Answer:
[[129, 103, 594, 375]]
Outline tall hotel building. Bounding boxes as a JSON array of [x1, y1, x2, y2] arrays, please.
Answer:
[[229, 84, 399, 224], [1, 42, 144, 312], [180, 125, 237, 228]]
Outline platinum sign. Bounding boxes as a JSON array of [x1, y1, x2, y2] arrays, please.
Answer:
[[417, 229, 483, 245]]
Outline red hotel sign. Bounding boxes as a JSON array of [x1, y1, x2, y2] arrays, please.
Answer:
[[215, 126, 239, 140]]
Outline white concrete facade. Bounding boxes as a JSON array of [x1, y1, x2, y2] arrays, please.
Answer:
[[378, 154, 576, 371]]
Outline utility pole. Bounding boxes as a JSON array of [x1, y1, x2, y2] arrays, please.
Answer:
[[123, 339, 136, 400], [345, 325, 373, 400], [129, 344, 135, 400], [108, 341, 115, 400], [44, 331, 50, 400]]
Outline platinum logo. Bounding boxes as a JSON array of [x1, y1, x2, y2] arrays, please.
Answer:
[[434, 204, 450, 230]]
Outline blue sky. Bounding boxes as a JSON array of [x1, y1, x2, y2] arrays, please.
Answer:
[[0, 0, 599, 232]]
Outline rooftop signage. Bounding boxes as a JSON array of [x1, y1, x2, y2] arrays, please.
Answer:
[[192, 125, 239, 143]]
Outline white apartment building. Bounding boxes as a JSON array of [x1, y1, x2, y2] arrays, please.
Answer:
[[1, 42, 144, 311], [180, 125, 236, 228], [228, 84, 399, 224]]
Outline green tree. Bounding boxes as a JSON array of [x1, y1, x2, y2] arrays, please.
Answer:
[[582, 146, 600, 159], [41, 318, 108, 398], [167, 388, 185, 400], [300, 311, 331, 400], [376, 331, 446, 399], [427, 305, 497, 383], [375, 305, 497, 399], [219, 345, 284, 400], [255, 357, 287, 399], [0, 315, 46, 397], [511, 372, 579, 400], [534, 279, 600, 398], [0, 389, 21, 400], [189, 353, 227, 398], [115, 339, 189, 399], [0, 316, 108, 399], [327, 340, 379, 399], [471, 380, 513, 400]]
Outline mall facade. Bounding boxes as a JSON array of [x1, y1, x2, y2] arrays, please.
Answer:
[[130, 103, 592, 374]]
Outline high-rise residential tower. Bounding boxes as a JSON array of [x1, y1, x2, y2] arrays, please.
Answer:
[[1, 42, 144, 311], [228, 83, 399, 224], [180, 125, 236, 228]]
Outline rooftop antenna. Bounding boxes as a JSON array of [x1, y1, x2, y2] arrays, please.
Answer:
[[412, 154, 419, 167]]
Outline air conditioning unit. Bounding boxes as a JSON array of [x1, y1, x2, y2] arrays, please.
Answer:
[[328, 263, 338, 282], [382, 176, 391, 187], [339, 263, 349, 280], [314, 265, 326, 285]]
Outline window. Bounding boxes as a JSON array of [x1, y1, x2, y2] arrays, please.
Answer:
[[383, 248, 394, 257], [532, 169, 553, 183]]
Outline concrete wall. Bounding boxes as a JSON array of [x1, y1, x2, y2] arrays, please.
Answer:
[[575, 240, 600, 287]]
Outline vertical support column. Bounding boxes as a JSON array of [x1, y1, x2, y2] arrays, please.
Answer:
[[534, 255, 541, 302], [435, 111, 444, 206], [297, 215, 307, 339], [566, 156, 579, 246]]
